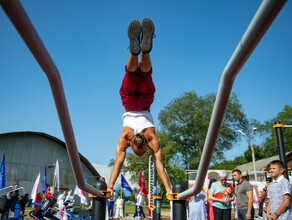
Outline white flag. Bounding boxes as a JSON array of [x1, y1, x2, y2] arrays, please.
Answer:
[[54, 160, 60, 192], [73, 185, 87, 205], [30, 172, 42, 202]]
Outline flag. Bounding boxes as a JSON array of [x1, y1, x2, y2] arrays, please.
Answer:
[[43, 166, 47, 194], [0, 151, 5, 189], [121, 174, 132, 192], [84, 172, 88, 197], [54, 160, 60, 192], [139, 170, 148, 197], [74, 185, 88, 205], [30, 173, 43, 204]]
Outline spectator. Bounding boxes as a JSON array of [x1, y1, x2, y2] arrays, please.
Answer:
[[232, 169, 254, 220], [114, 194, 124, 219], [134, 187, 141, 218], [57, 191, 67, 209], [261, 165, 272, 220], [189, 190, 207, 220], [108, 193, 115, 219], [133, 190, 145, 219], [45, 187, 52, 200], [207, 179, 217, 220], [6, 184, 19, 199], [208, 171, 235, 220], [267, 160, 292, 220]]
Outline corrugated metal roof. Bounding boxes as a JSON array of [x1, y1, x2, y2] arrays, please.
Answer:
[[0, 131, 100, 178]]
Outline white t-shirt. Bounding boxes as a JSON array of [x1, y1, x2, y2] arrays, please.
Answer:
[[116, 198, 124, 208], [136, 194, 143, 207]]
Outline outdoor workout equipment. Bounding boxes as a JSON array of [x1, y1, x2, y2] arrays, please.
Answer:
[[273, 121, 290, 180], [169, 0, 287, 218], [0, 0, 100, 198], [0, 186, 29, 220], [29, 192, 59, 220], [148, 156, 161, 220], [0, 0, 288, 219], [88, 181, 110, 220]]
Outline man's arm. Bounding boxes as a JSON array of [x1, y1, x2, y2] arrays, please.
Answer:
[[148, 134, 172, 195], [245, 190, 253, 220], [108, 134, 129, 194]]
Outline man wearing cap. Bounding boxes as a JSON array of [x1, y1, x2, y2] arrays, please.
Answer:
[[108, 18, 172, 197], [208, 171, 235, 220], [232, 169, 254, 220], [45, 187, 52, 200]]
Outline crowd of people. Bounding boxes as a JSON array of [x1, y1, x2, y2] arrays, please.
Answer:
[[188, 160, 292, 220]]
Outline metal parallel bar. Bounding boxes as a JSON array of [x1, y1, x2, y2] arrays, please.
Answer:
[[179, 0, 287, 199], [0, 0, 101, 196]]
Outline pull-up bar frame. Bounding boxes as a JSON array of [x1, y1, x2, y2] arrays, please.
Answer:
[[0, 0, 101, 197], [179, 0, 287, 199]]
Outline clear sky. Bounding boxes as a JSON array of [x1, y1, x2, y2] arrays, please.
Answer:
[[1, 0, 291, 166]]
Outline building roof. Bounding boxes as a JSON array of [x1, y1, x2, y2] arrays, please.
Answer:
[[0, 131, 99, 178], [235, 151, 292, 172]]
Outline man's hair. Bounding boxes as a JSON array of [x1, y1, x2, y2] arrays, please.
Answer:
[[232, 169, 242, 175], [131, 133, 147, 149], [269, 160, 285, 169]]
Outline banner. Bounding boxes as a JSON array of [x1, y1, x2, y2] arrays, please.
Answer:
[[74, 185, 87, 205], [54, 160, 60, 192], [43, 166, 47, 194], [0, 151, 5, 189], [30, 172, 42, 202], [121, 174, 132, 192], [139, 170, 148, 197]]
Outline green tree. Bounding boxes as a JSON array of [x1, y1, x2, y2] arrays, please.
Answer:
[[259, 105, 292, 157], [158, 91, 248, 169]]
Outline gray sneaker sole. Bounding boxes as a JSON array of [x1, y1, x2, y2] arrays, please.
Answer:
[[141, 18, 155, 54], [128, 20, 142, 56]]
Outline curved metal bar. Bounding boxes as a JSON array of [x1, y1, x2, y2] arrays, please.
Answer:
[[0, 0, 101, 196], [179, 0, 286, 199]]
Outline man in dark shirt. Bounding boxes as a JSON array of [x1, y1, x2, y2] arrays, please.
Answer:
[[232, 169, 254, 220]]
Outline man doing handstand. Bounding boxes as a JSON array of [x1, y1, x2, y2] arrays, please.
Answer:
[[108, 18, 172, 197]]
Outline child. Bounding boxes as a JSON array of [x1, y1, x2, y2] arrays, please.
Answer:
[[266, 160, 292, 219]]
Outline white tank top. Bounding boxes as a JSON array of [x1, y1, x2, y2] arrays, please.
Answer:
[[122, 110, 154, 134]]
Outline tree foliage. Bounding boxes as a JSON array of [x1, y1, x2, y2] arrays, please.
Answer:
[[259, 105, 292, 157], [158, 91, 248, 169]]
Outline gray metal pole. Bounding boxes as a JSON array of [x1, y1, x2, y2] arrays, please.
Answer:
[[274, 121, 289, 180], [0, 0, 100, 196], [179, 0, 287, 199], [91, 181, 107, 220], [173, 183, 187, 220]]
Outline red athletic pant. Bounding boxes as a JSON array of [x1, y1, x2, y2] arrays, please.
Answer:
[[120, 65, 155, 111]]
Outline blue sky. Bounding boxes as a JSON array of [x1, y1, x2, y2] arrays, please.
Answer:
[[0, 0, 291, 166]]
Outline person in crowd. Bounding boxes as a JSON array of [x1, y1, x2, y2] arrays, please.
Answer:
[[266, 160, 292, 220], [6, 184, 19, 199], [45, 187, 52, 200], [232, 169, 254, 220], [207, 179, 217, 220], [57, 191, 67, 210], [134, 187, 141, 218], [208, 171, 235, 220], [189, 189, 207, 220], [108, 192, 115, 219], [133, 190, 145, 219], [261, 165, 272, 220], [115, 194, 124, 219]]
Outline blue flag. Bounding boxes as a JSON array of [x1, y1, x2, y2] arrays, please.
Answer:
[[43, 166, 47, 194], [0, 151, 5, 189], [121, 174, 132, 192]]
